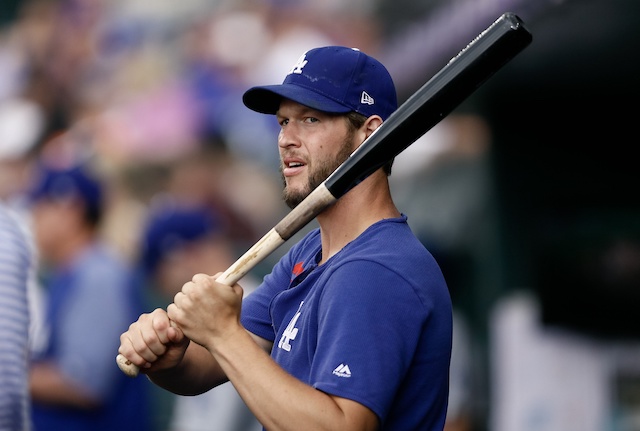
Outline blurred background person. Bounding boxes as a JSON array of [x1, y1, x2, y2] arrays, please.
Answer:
[[26, 156, 151, 431], [138, 198, 262, 431], [0, 201, 33, 431], [0, 95, 50, 365]]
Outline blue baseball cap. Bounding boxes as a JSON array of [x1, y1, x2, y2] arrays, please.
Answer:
[[140, 204, 221, 274], [28, 162, 103, 218], [243, 46, 398, 120]]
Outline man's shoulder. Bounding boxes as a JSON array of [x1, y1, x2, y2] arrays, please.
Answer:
[[359, 216, 426, 253]]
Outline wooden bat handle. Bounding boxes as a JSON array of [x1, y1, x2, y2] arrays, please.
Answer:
[[116, 187, 336, 377], [116, 353, 139, 377]]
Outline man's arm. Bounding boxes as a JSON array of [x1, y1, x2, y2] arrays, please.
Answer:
[[118, 304, 272, 396], [147, 329, 273, 396], [212, 324, 379, 431], [169, 274, 379, 431]]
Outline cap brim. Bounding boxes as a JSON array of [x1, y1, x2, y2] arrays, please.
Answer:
[[242, 84, 352, 115]]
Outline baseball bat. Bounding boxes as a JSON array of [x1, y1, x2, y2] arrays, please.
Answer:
[[117, 12, 532, 377]]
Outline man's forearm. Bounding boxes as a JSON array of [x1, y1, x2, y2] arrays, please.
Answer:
[[211, 327, 378, 431], [147, 342, 228, 396]]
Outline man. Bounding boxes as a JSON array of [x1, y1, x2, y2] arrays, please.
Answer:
[[118, 46, 453, 430], [28, 161, 150, 431], [0, 202, 32, 431]]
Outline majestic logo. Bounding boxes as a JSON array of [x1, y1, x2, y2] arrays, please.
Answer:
[[360, 91, 374, 106], [278, 301, 304, 352], [332, 363, 352, 378], [288, 54, 308, 75]]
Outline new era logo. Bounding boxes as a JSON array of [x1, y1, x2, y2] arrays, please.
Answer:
[[360, 91, 374, 106], [332, 363, 352, 378]]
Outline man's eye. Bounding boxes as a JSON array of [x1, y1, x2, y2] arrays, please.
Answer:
[[304, 117, 319, 123]]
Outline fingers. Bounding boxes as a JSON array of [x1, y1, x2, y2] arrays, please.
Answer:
[[173, 274, 207, 305], [193, 272, 212, 283], [171, 274, 218, 317], [169, 279, 197, 325], [118, 308, 177, 369], [166, 302, 181, 327], [169, 273, 244, 347], [118, 276, 222, 372]]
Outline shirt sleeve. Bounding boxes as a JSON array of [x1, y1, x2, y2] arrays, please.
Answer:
[[309, 260, 428, 420]]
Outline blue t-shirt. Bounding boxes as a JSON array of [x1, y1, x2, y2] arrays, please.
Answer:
[[241, 215, 452, 430]]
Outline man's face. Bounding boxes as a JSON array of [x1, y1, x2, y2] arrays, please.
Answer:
[[276, 100, 357, 209]]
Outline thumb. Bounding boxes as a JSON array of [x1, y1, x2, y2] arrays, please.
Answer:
[[167, 322, 187, 345]]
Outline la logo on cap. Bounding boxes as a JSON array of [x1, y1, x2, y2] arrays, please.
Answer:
[[288, 54, 308, 75]]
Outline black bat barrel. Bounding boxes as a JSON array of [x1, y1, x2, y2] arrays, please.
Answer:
[[324, 12, 532, 199]]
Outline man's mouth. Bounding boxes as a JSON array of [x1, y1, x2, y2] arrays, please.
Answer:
[[282, 158, 306, 176]]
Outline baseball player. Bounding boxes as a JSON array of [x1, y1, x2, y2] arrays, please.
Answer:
[[118, 46, 453, 430]]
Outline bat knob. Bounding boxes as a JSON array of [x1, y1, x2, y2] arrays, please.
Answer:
[[116, 353, 140, 378]]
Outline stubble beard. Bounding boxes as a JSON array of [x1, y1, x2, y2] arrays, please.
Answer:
[[281, 133, 356, 210]]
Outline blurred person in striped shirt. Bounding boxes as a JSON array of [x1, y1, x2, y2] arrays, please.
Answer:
[[0, 201, 32, 431]]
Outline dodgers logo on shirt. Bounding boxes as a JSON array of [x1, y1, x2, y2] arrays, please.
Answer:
[[278, 301, 304, 352]]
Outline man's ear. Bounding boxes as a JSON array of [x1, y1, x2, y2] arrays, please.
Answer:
[[352, 114, 383, 151], [363, 115, 383, 139]]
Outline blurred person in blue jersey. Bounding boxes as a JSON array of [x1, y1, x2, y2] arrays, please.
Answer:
[[27, 160, 151, 431]]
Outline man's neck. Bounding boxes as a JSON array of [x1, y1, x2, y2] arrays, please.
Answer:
[[316, 172, 400, 264]]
